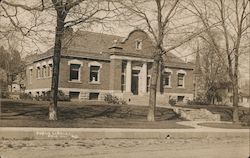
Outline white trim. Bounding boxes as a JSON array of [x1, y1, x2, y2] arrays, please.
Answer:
[[110, 55, 153, 62], [28, 66, 33, 70], [48, 60, 53, 64], [59, 88, 111, 93], [88, 61, 102, 68], [164, 68, 173, 73], [41, 61, 47, 66], [36, 63, 41, 67], [176, 69, 187, 75], [68, 59, 83, 66], [132, 66, 141, 70]]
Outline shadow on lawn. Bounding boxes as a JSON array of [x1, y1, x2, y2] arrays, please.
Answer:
[[0, 100, 180, 122]]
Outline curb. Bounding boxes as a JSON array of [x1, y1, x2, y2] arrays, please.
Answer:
[[0, 127, 249, 140]]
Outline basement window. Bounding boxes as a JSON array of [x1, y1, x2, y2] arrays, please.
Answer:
[[69, 91, 80, 100], [89, 93, 99, 100]]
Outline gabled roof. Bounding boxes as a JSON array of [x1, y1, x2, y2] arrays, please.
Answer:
[[25, 30, 194, 69], [67, 30, 123, 53]]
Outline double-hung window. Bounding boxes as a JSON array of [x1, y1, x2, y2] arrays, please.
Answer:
[[70, 64, 81, 81], [177, 73, 185, 88], [29, 68, 33, 84], [89, 66, 100, 83], [163, 72, 171, 87], [48, 64, 53, 77]]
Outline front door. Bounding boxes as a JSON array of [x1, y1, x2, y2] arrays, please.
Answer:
[[131, 70, 139, 95]]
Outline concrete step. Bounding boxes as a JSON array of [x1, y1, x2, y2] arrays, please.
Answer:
[[173, 107, 221, 122]]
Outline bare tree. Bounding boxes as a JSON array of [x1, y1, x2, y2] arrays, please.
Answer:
[[1, 0, 117, 120], [194, 36, 228, 104], [188, 0, 250, 123], [117, 0, 214, 121]]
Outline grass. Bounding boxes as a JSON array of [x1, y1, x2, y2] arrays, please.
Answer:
[[198, 122, 249, 129], [175, 104, 250, 126], [0, 99, 190, 129]]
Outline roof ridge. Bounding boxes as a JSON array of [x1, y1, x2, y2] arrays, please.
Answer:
[[74, 30, 124, 39]]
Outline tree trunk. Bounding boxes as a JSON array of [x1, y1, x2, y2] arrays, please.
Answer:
[[147, 54, 160, 122], [49, 13, 65, 121], [232, 78, 239, 123]]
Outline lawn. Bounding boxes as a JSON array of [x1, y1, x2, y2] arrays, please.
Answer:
[[0, 99, 190, 129]]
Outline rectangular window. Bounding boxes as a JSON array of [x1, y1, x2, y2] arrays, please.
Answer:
[[69, 91, 80, 100], [240, 97, 243, 103], [36, 67, 41, 78], [70, 64, 80, 81], [29, 69, 33, 84], [135, 40, 142, 50], [177, 73, 185, 87], [48, 64, 53, 77], [89, 93, 99, 100], [121, 74, 125, 92], [147, 76, 151, 92], [121, 61, 126, 92], [163, 72, 171, 87], [90, 66, 100, 83], [177, 96, 185, 102], [42, 65, 46, 78], [230, 96, 233, 103]]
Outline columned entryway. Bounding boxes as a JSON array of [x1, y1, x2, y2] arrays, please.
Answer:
[[125, 60, 148, 95], [125, 60, 132, 93]]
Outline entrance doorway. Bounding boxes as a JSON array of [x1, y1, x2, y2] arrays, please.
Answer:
[[131, 70, 139, 95]]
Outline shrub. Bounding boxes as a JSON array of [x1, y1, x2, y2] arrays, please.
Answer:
[[169, 98, 177, 106], [104, 93, 127, 105], [44, 90, 70, 101], [187, 97, 209, 105], [24, 90, 70, 101], [20, 93, 33, 100], [0, 91, 9, 99]]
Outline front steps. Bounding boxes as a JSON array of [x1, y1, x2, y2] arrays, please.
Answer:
[[172, 107, 221, 121]]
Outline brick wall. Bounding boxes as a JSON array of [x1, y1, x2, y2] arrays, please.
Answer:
[[59, 57, 110, 90], [25, 59, 52, 92]]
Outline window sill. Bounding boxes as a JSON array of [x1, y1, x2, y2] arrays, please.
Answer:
[[68, 80, 82, 83], [177, 86, 185, 89], [89, 81, 101, 85], [164, 86, 172, 89]]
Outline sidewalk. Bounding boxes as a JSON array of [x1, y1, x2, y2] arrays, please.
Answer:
[[0, 121, 249, 140]]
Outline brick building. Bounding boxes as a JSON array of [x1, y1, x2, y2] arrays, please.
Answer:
[[25, 29, 194, 105]]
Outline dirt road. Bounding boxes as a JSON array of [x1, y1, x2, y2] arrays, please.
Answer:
[[0, 137, 249, 158]]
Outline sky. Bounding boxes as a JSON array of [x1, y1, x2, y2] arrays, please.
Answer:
[[0, 0, 249, 83]]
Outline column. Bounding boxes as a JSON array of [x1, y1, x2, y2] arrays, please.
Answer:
[[140, 62, 147, 94], [125, 60, 132, 93]]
